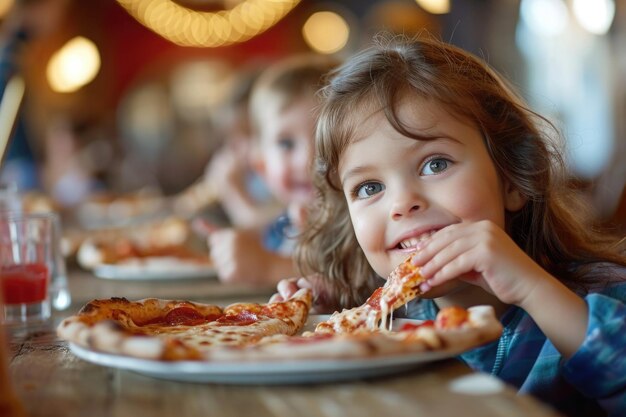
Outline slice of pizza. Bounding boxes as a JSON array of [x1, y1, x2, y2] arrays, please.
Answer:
[[57, 289, 312, 361], [314, 254, 426, 334]]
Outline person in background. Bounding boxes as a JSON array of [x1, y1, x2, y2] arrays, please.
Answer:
[[201, 69, 281, 229], [41, 116, 105, 208], [205, 54, 337, 286], [274, 35, 626, 416], [0, 0, 68, 191]]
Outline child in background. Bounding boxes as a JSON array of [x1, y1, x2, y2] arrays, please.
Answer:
[[202, 69, 282, 229], [206, 55, 337, 286], [275, 35, 626, 416]]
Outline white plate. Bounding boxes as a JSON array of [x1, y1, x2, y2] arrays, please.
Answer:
[[68, 315, 458, 384], [93, 257, 215, 281], [69, 342, 454, 384]]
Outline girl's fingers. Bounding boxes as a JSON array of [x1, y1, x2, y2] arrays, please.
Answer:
[[277, 277, 300, 299], [417, 237, 480, 290], [269, 293, 284, 303], [418, 232, 474, 276], [296, 277, 312, 289], [412, 224, 469, 266], [426, 250, 474, 285]]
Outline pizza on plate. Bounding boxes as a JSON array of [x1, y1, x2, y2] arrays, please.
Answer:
[[58, 255, 502, 362], [78, 238, 211, 268], [75, 218, 211, 272]]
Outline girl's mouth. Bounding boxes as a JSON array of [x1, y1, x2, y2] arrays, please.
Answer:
[[396, 230, 438, 250]]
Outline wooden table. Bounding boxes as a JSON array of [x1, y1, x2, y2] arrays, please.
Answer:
[[7, 269, 564, 417]]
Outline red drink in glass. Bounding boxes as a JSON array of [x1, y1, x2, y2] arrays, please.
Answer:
[[1, 212, 55, 326], [1, 263, 49, 305]]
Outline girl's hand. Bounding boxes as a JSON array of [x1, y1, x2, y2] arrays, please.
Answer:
[[270, 276, 337, 314], [414, 220, 590, 358], [270, 277, 309, 302], [412, 220, 547, 307]]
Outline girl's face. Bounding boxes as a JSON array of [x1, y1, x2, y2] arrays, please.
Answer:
[[256, 97, 316, 205], [338, 98, 522, 290]]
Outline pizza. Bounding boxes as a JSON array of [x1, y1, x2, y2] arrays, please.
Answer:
[[57, 255, 503, 363], [57, 289, 313, 360], [74, 217, 210, 271], [78, 238, 210, 268], [58, 296, 501, 362], [315, 254, 427, 334]]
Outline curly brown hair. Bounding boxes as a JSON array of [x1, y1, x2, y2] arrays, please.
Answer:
[[296, 33, 626, 308]]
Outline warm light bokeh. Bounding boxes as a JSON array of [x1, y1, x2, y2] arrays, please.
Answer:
[[302, 11, 349, 54], [415, 0, 450, 15], [116, 0, 300, 47], [0, 0, 14, 19], [46, 36, 101, 93]]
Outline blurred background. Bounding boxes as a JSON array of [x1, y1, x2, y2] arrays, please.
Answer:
[[0, 0, 624, 231]]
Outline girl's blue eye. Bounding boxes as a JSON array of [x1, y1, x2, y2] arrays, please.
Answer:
[[421, 158, 449, 175], [355, 182, 384, 199]]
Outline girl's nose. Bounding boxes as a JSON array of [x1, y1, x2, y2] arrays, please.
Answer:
[[390, 191, 425, 220]]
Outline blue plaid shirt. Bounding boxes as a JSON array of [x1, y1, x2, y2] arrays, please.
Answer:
[[405, 269, 626, 417]]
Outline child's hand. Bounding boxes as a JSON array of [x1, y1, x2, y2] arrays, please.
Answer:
[[412, 220, 546, 307], [207, 228, 270, 285], [270, 277, 309, 302], [270, 276, 338, 313], [204, 147, 245, 197]]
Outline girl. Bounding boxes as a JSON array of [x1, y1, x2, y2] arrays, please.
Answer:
[[275, 35, 626, 416]]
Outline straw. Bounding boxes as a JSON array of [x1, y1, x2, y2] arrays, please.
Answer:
[[0, 75, 26, 167], [0, 75, 26, 263]]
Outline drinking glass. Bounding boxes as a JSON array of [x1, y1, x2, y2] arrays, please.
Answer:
[[0, 192, 71, 313], [48, 212, 71, 311], [0, 182, 22, 212], [0, 212, 55, 325]]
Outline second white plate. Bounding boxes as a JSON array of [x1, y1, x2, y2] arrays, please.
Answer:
[[94, 257, 215, 281]]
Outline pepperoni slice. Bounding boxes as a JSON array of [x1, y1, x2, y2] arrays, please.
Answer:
[[163, 307, 204, 326], [162, 307, 218, 326]]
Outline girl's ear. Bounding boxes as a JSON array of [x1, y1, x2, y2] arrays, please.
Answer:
[[504, 181, 526, 212]]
